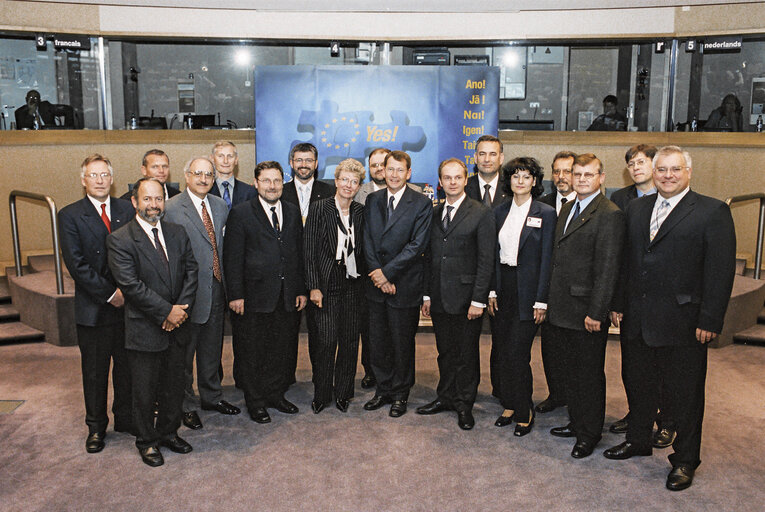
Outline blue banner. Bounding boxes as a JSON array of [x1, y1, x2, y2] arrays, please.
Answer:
[[254, 65, 499, 191]]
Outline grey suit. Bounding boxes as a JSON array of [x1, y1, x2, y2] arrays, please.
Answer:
[[165, 190, 228, 408]]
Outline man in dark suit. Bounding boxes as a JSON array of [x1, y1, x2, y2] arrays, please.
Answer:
[[536, 150, 577, 414], [280, 142, 334, 387], [207, 141, 256, 390], [59, 154, 134, 453], [362, 150, 432, 418], [107, 177, 198, 467], [547, 153, 626, 459], [165, 157, 240, 432], [418, 158, 495, 430], [604, 146, 736, 491], [223, 161, 307, 424], [120, 149, 181, 201], [14, 89, 74, 129]]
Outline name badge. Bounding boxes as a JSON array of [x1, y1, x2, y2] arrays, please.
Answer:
[[526, 216, 542, 228]]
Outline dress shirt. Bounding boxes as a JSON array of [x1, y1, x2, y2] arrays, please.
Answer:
[[498, 197, 532, 266], [651, 187, 690, 227], [295, 178, 314, 217], [258, 196, 283, 229], [88, 195, 118, 302], [216, 176, 236, 194], [556, 191, 577, 215], [186, 190, 215, 230], [564, 191, 599, 232], [386, 185, 407, 211], [477, 173, 499, 203], [135, 214, 167, 251], [637, 187, 656, 198]]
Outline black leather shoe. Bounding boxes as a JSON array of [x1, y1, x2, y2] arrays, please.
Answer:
[[550, 424, 576, 438], [457, 410, 475, 430], [363, 395, 390, 411], [666, 465, 695, 491], [360, 374, 376, 389], [202, 400, 241, 415], [139, 446, 164, 467], [183, 410, 203, 430], [416, 399, 451, 415], [495, 413, 514, 427], [271, 398, 299, 414], [335, 398, 350, 413], [160, 435, 193, 454], [609, 415, 629, 434], [389, 400, 407, 417], [603, 441, 652, 460], [514, 413, 535, 437], [535, 397, 563, 414], [311, 400, 325, 414], [653, 427, 677, 449], [86, 431, 106, 453], [571, 440, 595, 459], [250, 407, 271, 424]]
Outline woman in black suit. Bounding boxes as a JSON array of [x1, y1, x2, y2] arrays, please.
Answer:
[[304, 158, 366, 413], [488, 157, 556, 436]]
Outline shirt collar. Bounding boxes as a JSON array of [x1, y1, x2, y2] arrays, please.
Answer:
[[135, 213, 162, 238], [558, 190, 576, 203], [217, 176, 235, 189], [656, 187, 690, 209], [443, 193, 466, 215], [477, 173, 499, 190], [258, 195, 281, 214], [387, 186, 407, 205], [575, 191, 600, 212], [87, 195, 110, 213], [186, 188, 207, 210], [637, 187, 657, 198]]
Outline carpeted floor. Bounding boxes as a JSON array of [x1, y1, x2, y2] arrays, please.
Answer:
[[1, 335, 763, 511]]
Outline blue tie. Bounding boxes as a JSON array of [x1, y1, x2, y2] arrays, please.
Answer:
[[565, 201, 581, 234], [222, 182, 232, 210]]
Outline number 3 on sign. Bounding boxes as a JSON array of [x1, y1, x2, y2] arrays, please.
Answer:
[[469, 95, 485, 105]]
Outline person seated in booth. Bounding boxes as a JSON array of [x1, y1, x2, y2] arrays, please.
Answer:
[[703, 94, 743, 132], [15, 89, 75, 129], [587, 95, 627, 132]]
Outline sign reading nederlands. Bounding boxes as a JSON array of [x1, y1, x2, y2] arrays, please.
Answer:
[[254, 66, 499, 189]]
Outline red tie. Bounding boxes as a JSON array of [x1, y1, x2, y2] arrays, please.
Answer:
[[100, 203, 111, 233]]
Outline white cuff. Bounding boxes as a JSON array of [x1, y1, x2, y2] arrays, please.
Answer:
[[533, 302, 547, 310], [471, 301, 486, 309]]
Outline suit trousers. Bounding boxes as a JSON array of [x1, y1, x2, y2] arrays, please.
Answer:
[[431, 311, 482, 412], [367, 301, 420, 401], [231, 312, 247, 387], [241, 291, 299, 411], [127, 328, 187, 450], [553, 324, 608, 444], [494, 266, 539, 423], [539, 322, 567, 405], [184, 278, 225, 409], [359, 300, 374, 377], [77, 322, 132, 433], [622, 334, 707, 469], [285, 309, 303, 388], [488, 314, 501, 398], [619, 337, 676, 430], [307, 280, 362, 403]]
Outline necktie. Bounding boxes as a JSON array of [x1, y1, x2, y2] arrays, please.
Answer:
[[443, 205, 454, 231], [271, 206, 280, 236], [650, 199, 671, 241], [483, 184, 492, 206], [222, 182, 232, 210], [100, 203, 111, 233], [387, 196, 395, 222], [201, 202, 221, 281], [565, 201, 581, 234], [152, 227, 170, 275]]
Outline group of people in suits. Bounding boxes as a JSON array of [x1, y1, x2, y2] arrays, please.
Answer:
[[59, 135, 735, 491]]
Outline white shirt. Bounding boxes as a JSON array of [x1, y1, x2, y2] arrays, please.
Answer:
[[556, 191, 577, 215], [259, 196, 283, 229], [135, 214, 166, 251], [477, 173, 499, 203], [386, 186, 407, 211], [87, 195, 111, 218], [651, 187, 690, 231], [186, 189, 214, 230], [498, 197, 532, 266], [294, 178, 314, 218]]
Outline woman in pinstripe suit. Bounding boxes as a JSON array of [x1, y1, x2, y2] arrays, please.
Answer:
[[304, 158, 367, 413]]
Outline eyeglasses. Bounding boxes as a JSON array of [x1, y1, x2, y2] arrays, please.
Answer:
[[627, 158, 648, 169], [572, 172, 600, 181], [369, 163, 385, 169], [292, 158, 315, 165], [551, 169, 572, 177], [84, 172, 111, 180], [187, 170, 214, 178], [337, 177, 360, 186], [654, 166, 687, 176], [257, 178, 282, 186]]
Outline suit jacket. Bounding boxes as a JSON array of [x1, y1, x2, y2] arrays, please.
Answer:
[[209, 179, 256, 207], [304, 197, 365, 294], [493, 199, 557, 321], [609, 184, 638, 212], [355, 181, 422, 205], [465, 174, 510, 208], [424, 198, 495, 314], [106, 219, 198, 352], [15, 101, 73, 129], [282, 179, 335, 210], [616, 191, 736, 346], [223, 198, 306, 313], [120, 183, 181, 202], [538, 192, 557, 209], [363, 186, 432, 308], [164, 190, 228, 324], [59, 196, 134, 326], [547, 193, 626, 330]]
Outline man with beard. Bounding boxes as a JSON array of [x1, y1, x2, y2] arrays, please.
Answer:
[[107, 178, 198, 467]]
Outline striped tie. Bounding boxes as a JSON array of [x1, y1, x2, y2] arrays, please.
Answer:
[[650, 199, 670, 241]]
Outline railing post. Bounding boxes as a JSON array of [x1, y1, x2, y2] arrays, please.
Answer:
[[725, 193, 765, 281]]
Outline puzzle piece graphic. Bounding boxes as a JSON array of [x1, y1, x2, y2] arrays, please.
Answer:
[[292, 100, 427, 177]]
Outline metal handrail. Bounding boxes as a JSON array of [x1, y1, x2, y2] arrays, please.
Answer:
[[8, 190, 65, 294], [725, 193, 765, 280]]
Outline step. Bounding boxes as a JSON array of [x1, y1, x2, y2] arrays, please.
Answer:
[[0, 304, 20, 322], [0, 322, 45, 343], [733, 324, 765, 346], [0, 276, 9, 304]]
